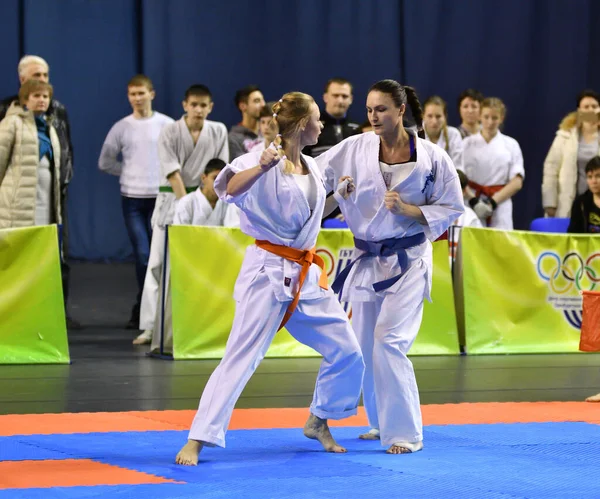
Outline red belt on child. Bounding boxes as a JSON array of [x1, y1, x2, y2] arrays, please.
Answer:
[[255, 240, 329, 331], [467, 181, 505, 198]]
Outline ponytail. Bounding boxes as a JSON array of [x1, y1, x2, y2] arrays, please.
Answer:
[[404, 86, 424, 139], [271, 94, 314, 174], [442, 124, 449, 152]]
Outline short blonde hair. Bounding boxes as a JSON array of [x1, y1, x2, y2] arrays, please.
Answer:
[[19, 79, 53, 106], [18, 55, 49, 78]]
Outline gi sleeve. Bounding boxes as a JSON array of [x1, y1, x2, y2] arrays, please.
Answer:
[[420, 150, 465, 241], [158, 125, 183, 179], [173, 193, 193, 225], [508, 137, 525, 180]]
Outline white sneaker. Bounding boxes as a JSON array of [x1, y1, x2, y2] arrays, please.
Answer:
[[132, 329, 152, 345]]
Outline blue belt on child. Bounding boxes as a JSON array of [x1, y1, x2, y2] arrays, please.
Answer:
[[331, 232, 427, 293]]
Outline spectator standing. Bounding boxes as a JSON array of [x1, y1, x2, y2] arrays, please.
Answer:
[[99, 75, 174, 330]]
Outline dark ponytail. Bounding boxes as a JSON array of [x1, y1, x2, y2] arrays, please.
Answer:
[[404, 86, 424, 139], [368, 79, 424, 138]]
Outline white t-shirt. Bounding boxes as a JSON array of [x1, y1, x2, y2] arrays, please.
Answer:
[[379, 161, 415, 189], [98, 112, 174, 197], [293, 173, 317, 210]]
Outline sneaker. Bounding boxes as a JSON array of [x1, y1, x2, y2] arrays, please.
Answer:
[[133, 329, 152, 345]]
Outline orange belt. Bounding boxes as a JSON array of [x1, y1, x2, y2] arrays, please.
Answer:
[[468, 181, 505, 198], [255, 240, 329, 331]]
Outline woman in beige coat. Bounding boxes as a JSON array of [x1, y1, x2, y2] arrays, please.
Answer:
[[542, 90, 600, 218], [0, 79, 61, 228]]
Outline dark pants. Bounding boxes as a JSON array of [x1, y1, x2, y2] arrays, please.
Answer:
[[121, 196, 156, 319], [60, 186, 71, 312]]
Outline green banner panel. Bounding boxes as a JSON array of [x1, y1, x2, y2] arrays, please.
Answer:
[[462, 227, 599, 354], [0, 225, 69, 364], [170, 226, 458, 359]]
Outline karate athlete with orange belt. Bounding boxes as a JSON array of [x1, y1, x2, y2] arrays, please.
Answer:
[[175, 92, 364, 466]]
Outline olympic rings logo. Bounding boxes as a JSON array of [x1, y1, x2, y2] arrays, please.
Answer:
[[316, 248, 335, 277], [537, 251, 600, 294]]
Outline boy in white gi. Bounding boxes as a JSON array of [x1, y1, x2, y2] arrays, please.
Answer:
[[135, 84, 229, 346], [175, 92, 364, 466], [317, 80, 463, 454], [462, 97, 524, 229], [173, 159, 229, 225]]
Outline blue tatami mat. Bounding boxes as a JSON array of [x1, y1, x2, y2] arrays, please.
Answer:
[[2, 423, 600, 498]]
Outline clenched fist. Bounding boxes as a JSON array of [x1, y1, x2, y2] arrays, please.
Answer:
[[259, 135, 285, 172], [384, 191, 407, 215]]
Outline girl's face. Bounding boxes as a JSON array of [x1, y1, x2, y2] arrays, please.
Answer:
[[460, 97, 481, 125], [366, 91, 404, 136], [423, 103, 445, 135], [480, 106, 504, 135], [300, 102, 323, 146]]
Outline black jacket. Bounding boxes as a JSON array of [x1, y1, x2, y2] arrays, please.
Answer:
[[303, 111, 360, 157], [0, 95, 74, 186], [567, 190, 600, 233]]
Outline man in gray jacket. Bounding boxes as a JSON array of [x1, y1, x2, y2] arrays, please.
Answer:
[[228, 85, 265, 160]]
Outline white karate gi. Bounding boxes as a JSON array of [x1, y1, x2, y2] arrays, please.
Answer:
[[425, 126, 464, 171], [145, 189, 230, 352], [173, 188, 229, 226], [141, 117, 229, 349], [187, 150, 364, 447], [317, 133, 463, 447], [249, 140, 267, 154], [462, 132, 524, 229], [222, 204, 241, 228]]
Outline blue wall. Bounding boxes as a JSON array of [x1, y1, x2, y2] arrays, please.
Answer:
[[0, 0, 597, 260]]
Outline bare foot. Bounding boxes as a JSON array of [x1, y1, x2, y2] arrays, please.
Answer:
[[175, 439, 203, 465], [386, 441, 423, 455], [359, 429, 380, 440], [303, 414, 346, 453], [586, 393, 600, 402]]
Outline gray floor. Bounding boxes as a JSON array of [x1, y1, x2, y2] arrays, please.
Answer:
[[1, 262, 599, 415]]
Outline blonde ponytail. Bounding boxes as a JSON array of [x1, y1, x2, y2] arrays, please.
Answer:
[[271, 92, 314, 174], [442, 124, 449, 152]]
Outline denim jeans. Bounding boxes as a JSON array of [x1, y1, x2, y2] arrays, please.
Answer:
[[121, 196, 156, 311]]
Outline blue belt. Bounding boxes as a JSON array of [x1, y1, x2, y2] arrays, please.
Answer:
[[332, 233, 427, 294]]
